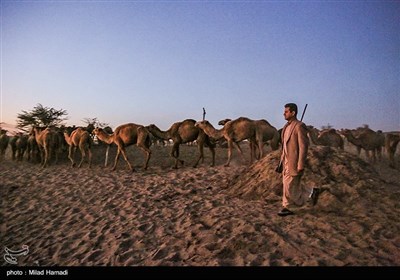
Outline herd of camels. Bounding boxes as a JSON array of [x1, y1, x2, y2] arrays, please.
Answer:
[[0, 117, 399, 170]]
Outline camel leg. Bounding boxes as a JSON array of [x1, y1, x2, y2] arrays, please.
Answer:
[[27, 146, 31, 161], [104, 145, 110, 167], [205, 138, 215, 167], [78, 145, 85, 168], [372, 150, 376, 163], [11, 147, 16, 161], [38, 147, 44, 166], [249, 142, 255, 162], [171, 143, 183, 169], [87, 147, 92, 168], [234, 142, 246, 164], [42, 146, 49, 168], [112, 145, 135, 172], [68, 145, 76, 167], [121, 147, 134, 171], [137, 130, 152, 170], [388, 150, 394, 168], [377, 147, 382, 161], [21, 149, 26, 161], [193, 141, 204, 168], [137, 144, 151, 170], [112, 149, 120, 171], [357, 146, 362, 157], [258, 140, 264, 160], [53, 146, 58, 165], [224, 140, 234, 167]]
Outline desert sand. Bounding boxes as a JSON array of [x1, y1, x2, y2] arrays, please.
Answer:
[[1, 142, 399, 266]]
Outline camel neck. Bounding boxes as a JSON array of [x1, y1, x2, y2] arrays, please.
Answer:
[[97, 131, 114, 144], [149, 126, 171, 140], [204, 125, 223, 139], [63, 133, 72, 145]]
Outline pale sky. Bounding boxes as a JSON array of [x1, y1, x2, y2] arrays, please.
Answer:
[[1, 0, 399, 132]]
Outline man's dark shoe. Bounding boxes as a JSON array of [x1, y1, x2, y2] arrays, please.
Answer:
[[277, 208, 294, 216], [311, 188, 320, 206]]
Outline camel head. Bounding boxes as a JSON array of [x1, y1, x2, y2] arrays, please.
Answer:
[[338, 129, 353, 137], [92, 127, 103, 136], [195, 120, 211, 129], [146, 124, 159, 133], [218, 119, 232, 126]]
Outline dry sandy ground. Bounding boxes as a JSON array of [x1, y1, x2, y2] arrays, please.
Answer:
[[1, 142, 399, 266]]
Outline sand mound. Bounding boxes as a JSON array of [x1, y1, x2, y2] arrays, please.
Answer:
[[228, 146, 387, 213], [2, 145, 399, 266]]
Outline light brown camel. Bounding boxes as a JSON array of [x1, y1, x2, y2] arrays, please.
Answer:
[[195, 117, 261, 167], [63, 127, 92, 168], [146, 119, 215, 169], [341, 128, 384, 163], [92, 123, 151, 171], [0, 129, 9, 160], [31, 127, 59, 168], [307, 126, 344, 149], [385, 133, 400, 168]]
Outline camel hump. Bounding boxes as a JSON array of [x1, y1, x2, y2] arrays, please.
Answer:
[[114, 123, 141, 133], [235, 117, 253, 122], [257, 119, 275, 128], [182, 119, 196, 124], [137, 126, 146, 133]]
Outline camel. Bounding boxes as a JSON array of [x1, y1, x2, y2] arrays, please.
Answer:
[[254, 119, 280, 157], [63, 127, 92, 168], [92, 123, 151, 171], [218, 119, 232, 126], [195, 117, 262, 167], [26, 134, 40, 162], [340, 128, 384, 163], [146, 119, 215, 169], [307, 126, 344, 150], [31, 127, 59, 168], [349, 126, 383, 157], [9, 134, 28, 161], [217, 118, 279, 159], [0, 129, 9, 160], [385, 133, 400, 168]]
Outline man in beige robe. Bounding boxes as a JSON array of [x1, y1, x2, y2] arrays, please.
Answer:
[[278, 103, 319, 216]]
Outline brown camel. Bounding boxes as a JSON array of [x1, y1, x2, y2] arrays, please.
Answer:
[[10, 133, 28, 161], [341, 128, 384, 163], [218, 119, 232, 126], [93, 123, 151, 171], [146, 119, 215, 169], [307, 126, 344, 149], [63, 127, 92, 168], [349, 126, 383, 157], [0, 129, 9, 160], [218, 118, 279, 158], [254, 119, 280, 157], [385, 133, 400, 168], [26, 134, 40, 162], [195, 117, 261, 167]]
